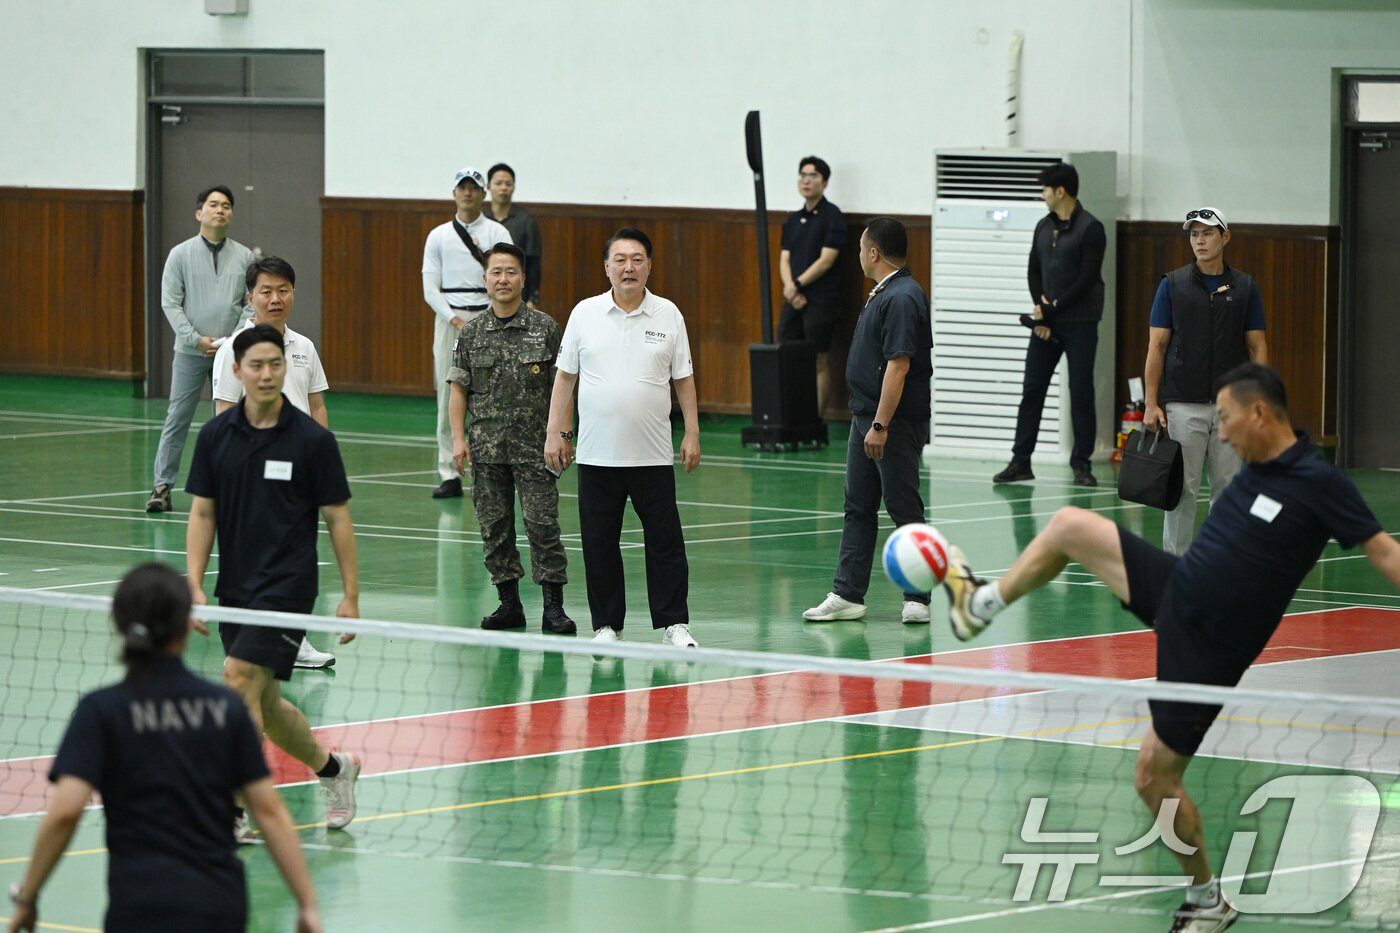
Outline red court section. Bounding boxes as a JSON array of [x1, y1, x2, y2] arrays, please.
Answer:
[[2, 608, 1396, 812]]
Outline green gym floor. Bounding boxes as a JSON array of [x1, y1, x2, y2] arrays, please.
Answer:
[[1, 374, 1398, 932]]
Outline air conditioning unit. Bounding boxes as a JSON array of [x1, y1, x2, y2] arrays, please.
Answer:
[[929, 149, 1119, 464]]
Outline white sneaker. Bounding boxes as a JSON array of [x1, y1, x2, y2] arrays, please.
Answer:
[[662, 623, 698, 648], [901, 601, 931, 624], [294, 636, 336, 670], [234, 810, 255, 845], [320, 751, 361, 829], [803, 593, 867, 622], [592, 627, 622, 643], [1168, 899, 1239, 932]]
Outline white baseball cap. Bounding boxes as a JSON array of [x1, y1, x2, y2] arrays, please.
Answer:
[[453, 167, 486, 190], [1182, 206, 1228, 231]]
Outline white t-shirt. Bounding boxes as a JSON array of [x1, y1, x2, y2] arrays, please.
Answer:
[[557, 289, 694, 467], [211, 321, 329, 415], [422, 214, 513, 325]]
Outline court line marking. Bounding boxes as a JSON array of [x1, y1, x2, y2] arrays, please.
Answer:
[[0, 426, 153, 441], [0, 914, 99, 933]]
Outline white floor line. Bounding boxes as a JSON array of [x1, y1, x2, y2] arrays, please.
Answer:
[[1, 425, 154, 441]]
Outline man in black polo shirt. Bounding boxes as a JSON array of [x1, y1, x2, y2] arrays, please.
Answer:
[[942, 363, 1400, 932], [186, 324, 363, 832], [804, 218, 933, 624], [779, 155, 847, 415], [994, 162, 1107, 487]]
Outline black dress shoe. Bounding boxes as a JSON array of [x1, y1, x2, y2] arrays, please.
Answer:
[[1073, 469, 1098, 487], [993, 462, 1035, 484], [431, 478, 463, 499]]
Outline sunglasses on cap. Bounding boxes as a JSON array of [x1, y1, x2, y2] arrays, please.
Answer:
[[1184, 208, 1227, 228]]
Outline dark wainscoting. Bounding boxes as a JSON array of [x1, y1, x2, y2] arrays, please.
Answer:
[[1115, 222, 1339, 440], [321, 197, 928, 416], [0, 187, 145, 378]]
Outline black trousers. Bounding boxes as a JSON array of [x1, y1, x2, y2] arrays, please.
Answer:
[[576, 464, 689, 631], [1010, 320, 1099, 472], [833, 415, 930, 605]]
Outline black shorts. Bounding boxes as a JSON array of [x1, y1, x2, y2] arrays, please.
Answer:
[[777, 299, 839, 352], [1116, 527, 1249, 757], [218, 597, 314, 681]]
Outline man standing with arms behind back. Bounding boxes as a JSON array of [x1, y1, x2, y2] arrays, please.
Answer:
[[778, 156, 846, 416], [804, 218, 934, 625], [423, 167, 513, 499], [544, 228, 701, 649], [994, 162, 1107, 488], [1144, 207, 1268, 555], [146, 185, 253, 513]]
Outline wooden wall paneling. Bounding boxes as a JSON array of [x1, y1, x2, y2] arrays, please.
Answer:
[[1114, 222, 1335, 439], [0, 188, 144, 379]]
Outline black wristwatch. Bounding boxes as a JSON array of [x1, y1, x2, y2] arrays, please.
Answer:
[[559, 431, 575, 441], [871, 421, 886, 433]]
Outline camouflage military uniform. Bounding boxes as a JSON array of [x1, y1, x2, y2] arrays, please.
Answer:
[[448, 308, 567, 585]]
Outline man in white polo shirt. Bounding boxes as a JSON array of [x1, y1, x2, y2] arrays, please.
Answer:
[[422, 167, 513, 499], [545, 227, 701, 648], [210, 255, 336, 670]]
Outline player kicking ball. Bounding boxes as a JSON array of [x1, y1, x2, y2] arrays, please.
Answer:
[[939, 363, 1400, 933], [186, 324, 364, 838]]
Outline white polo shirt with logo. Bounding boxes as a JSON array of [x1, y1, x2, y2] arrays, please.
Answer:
[[211, 321, 329, 415], [558, 289, 694, 467]]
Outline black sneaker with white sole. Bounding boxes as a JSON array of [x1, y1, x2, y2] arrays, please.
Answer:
[[1167, 899, 1239, 932], [145, 484, 172, 513]]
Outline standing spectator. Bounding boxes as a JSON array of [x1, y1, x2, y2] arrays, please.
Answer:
[[448, 243, 576, 635], [804, 218, 933, 624], [1144, 206, 1268, 554], [778, 156, 847, 415], [210, 256, 336, 670], [146, 185, 253, 513], [186, 324, 362, 838], [994, 162, 1107, 488], [487, 163, 544, 308], [422, 167, 513, 499], [543, 228, 701, 648], [6, 563, 322, 933]]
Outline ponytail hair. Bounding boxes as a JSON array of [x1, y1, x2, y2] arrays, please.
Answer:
[[112, 564, 191, 669]]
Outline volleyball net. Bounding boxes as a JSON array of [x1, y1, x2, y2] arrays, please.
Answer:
[[1, 586, 1396, 927]]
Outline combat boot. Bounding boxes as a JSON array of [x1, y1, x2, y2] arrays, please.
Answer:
[[541, 582, 577, 635], [482, 579, 527, 630]]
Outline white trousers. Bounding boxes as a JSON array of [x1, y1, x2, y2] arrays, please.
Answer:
[[1161, 401, 1242, 555]]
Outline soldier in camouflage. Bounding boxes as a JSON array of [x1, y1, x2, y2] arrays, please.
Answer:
[[448, 243, 576, 635]]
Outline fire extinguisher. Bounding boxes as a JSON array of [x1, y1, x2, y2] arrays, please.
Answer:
[[1112, 403, 1144, 463]]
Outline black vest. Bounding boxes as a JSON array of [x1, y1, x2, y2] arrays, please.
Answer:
[[1032, 204, 1104, 323], [1159, 263, 1257, 404]]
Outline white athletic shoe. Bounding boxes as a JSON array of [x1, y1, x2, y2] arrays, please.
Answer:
[[234, 810, 255, 845], [900, 601, 931, 624], [320, 751, 361, 830], [1167, 899, 1239, 932], [662, 623, 698, 648], [803, 593, 867, 622], [294, 636, 336, 670], [943, 546, 991, 642], [592, 627, 622, 643]]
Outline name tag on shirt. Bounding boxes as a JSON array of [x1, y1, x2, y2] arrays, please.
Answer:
[[264, 460, 293, 481], [1250, 493, 1282, 523]]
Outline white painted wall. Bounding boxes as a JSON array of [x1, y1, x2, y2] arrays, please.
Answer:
[[4, 0, 1400, 223]]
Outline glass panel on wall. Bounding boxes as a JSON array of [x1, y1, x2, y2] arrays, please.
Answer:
[[248, 53, 324, 100], [149, 51, 322, 102], [1351, 81, 1400, 124]]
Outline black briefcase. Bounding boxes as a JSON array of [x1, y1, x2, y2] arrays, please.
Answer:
[[1117, 427, 1185, 511]]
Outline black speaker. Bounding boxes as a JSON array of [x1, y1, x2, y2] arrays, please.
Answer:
[[749, 342, 819, 427]]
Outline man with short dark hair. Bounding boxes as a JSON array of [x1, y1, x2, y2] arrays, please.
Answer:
[[146, 185, 254, 513], [423, 167, 513, 499], [1144, 206, 1268, 554], [544, 228, 701, 648], [449, 243, 575, 635], [210, 256, 336, 670], [804, 218, 933, 624], [779, 156, 847, 414], [186, 323, 363, 835], [994, 162, 1107, 488], [487, 163, 543, 308], [943, 362, 1400, 933]]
